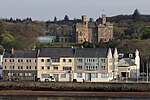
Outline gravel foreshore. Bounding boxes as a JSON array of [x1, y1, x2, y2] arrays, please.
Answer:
[[0, 90, 149, 98]]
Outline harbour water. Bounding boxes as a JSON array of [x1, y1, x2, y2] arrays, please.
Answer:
[[0, 96, 149, 100]]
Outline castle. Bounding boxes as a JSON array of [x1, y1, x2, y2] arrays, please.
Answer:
[[74, 14, 113, 43]]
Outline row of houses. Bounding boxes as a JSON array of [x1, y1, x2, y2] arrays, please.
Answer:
[[1, 47, 140, 82]]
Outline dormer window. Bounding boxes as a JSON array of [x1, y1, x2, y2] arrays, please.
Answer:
[[129, 54, 133, 58], [119, 53, 124, 58]]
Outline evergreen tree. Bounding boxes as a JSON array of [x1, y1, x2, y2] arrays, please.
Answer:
[[132, 9, 140, 22], [54, 16, 57, 22], [64, 15, 69, 22]]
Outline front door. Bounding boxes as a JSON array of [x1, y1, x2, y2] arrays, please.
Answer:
[[53, 74, 59, 81], [85, 73, 91, 81]]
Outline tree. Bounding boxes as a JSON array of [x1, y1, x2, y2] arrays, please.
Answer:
[[132, 9, 140, 22], [54, 16, 57, 22], [141, 26, 150, 39], [64, 15, 69, 22], [89, 18, 94, 22], [113, 27, 125, 39]]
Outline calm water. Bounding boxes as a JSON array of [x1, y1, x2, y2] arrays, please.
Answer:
[[0, 96, 149, 100]]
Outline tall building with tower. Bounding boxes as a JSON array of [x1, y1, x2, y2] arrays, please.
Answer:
[[74, 14, 113, 43]]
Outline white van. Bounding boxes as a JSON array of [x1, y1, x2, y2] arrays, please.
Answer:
[[40, 74, 56, 82]]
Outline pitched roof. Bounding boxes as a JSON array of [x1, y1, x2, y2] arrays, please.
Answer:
[[3, 50, 37, 58], [118, 58, 136, 67], [39, 47, 108, 58], [75, 48, 108, 58], [39, 47, 74, 58]]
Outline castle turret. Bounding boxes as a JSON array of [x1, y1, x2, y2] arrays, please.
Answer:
[[82, 15, 88, 26], [102, 14, 106, 25]]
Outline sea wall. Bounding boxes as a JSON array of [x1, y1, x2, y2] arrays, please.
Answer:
[[0, 82, 149, 92]]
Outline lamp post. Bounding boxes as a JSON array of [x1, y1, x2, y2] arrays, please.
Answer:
[[147, 61, 149, 83]]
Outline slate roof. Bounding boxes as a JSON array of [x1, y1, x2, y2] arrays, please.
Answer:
[[3, 50, 37, 58], [118, 58, 136, 67], [39, 47, 74, 58], [75, 48, 108, 58], [39, 47, 108, 58]]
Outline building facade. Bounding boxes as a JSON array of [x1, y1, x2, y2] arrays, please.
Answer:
[[74, 14, 113, 43], [2, 47, 141, 82], [37, 47, 118, 82], [37, 48, 75, 82], [2, 49, 37, 81], [118, 49, 140, 79]]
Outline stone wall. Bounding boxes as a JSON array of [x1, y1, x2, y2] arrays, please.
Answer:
[[0, 82, 149, 92]]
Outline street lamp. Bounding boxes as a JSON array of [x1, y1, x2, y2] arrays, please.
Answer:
[[147, 62, 149, 83]]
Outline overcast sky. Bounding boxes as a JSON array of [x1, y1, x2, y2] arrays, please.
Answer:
[[0, 0, 150, 21]]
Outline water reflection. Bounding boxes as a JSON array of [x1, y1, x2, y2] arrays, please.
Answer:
[[0, 96, 149, 100]]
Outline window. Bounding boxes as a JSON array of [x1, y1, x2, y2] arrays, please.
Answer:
[[69, 59, 72, 62], [101, 59, 105, 63], [5, 59, 7, 62], [29, 59, 31, 62], [8, 73, 14, 76], [47, 66, 50, 70], [41, 66, 44, 70], [18, 59, 20, 62], [61, 74, 66, 78], [26, 66, 28, 69], [41, 59, 44, 62], [77, 73, 82, 78], [25, 73, 28, 76], [76, 66, 82, 70], [47, 59, 50, 62], [52, 58, 60, 62], [35, 66, 37, 69], [54, 67, 58, 70], [13, 59, 14, 62], [63, 59, 66, 62], [77, 59, 83, 63], [101, 73, 108, 78], [101, 66, 106, 70], [26, 59, 28, 62], [28, 73, 32, 76], [41, 74, 50, 78], [12, 66, 14, 69], [18, 66, 20, 69], [63, 67, 72, 70], [9, 59, 11, 62], [21, 66, 23, 69], [4, 66, 6, 69], [19, 73, 23, 76], [35, 59, 37, 62], [129, 54, 133, 58], [91, 73, 98, 78], [21, 59, 23, 62], [29, 66, 31, 69]]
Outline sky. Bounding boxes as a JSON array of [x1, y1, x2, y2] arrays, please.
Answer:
[[0, 0, 150, 21]]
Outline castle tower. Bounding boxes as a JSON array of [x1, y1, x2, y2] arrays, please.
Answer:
[[102, 14, 106, 25], [82, 15, 88, 26]]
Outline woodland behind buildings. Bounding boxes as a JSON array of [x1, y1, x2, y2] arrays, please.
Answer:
[[0, 9, 150, 65]]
